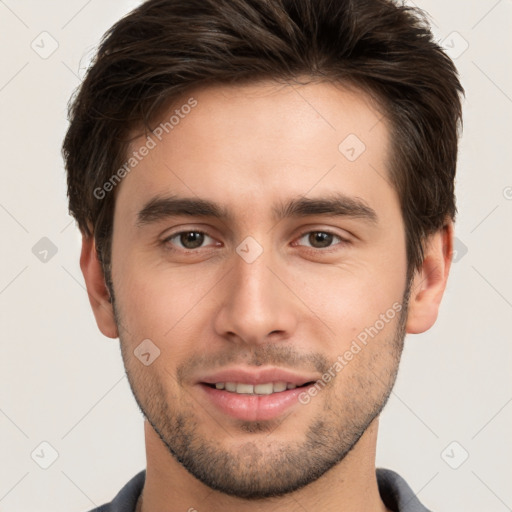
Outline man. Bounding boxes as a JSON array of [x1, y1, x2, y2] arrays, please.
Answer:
[[62, 0, 463, 510]]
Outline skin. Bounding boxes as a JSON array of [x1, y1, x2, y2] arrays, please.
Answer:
[[81, 79, 453, 512]]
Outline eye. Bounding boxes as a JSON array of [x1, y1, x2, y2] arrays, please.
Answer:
[[164, 230, 217, 250], [295, 230, 347, 249]]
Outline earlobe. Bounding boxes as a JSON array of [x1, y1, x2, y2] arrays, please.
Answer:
[[80, 235, 119, 339], [406, 221, 454, 334]]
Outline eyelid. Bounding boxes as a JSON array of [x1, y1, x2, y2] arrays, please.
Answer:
[[293, 227, 351, 246], [162, 228, 220, 250]]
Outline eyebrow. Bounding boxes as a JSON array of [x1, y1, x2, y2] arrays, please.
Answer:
[[136, 193, 378, 227]]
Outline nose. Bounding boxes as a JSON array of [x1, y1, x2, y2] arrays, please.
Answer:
[[213, 247, 299, 346]]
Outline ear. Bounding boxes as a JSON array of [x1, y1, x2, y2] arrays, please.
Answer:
[[406, 221, 454, 334], [80, 235, 119, 339]]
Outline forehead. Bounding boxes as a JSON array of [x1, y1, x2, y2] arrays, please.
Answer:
[[116, 79, 395, 225]]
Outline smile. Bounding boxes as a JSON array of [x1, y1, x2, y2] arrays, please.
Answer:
[[207, 381, 314, 395]]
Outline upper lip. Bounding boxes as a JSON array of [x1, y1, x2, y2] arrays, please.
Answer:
[[198, 367, 319, 386]]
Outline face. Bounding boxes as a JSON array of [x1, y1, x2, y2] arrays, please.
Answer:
[[109, 80, 410, 498]]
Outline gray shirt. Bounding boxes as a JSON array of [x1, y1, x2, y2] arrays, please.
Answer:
[[87, 468, 431, 511]]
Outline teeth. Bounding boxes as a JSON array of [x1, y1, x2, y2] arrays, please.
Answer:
[[213, 381, 299, 395], [236, 383, 254, 394], [273, 381, 287, 392], [225, 382, 237, 392], [254, 383, 273, 395]]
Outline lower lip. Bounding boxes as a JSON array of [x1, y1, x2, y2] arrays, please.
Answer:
[[198, 384, 312, 422]]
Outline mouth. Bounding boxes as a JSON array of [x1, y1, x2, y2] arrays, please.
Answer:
[[195, 368, 319, 422], [202, 381, 316, 395]]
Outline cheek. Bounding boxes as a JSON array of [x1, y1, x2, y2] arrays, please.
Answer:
[[113, 255, 223, 342], [291, 257, 406, 340]]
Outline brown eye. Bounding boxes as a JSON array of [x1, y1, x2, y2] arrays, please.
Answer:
[[297, 231, 343, 249], [179, 232, 204, 249], [309, 232, 333, 248], [165, 231, 214, 250]]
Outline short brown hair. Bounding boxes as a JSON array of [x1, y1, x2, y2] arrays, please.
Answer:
[[63, 0, 464, 282]]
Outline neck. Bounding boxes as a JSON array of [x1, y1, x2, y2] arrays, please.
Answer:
[[138, 419, 390, 512]]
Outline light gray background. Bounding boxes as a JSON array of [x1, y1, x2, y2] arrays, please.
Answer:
[[0, 1, 511, 511]]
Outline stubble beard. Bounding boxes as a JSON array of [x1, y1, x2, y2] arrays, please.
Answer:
[[114, 286, 410, 500]]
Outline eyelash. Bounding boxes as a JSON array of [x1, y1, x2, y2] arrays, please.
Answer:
[[162, 229, 350, 253], [294, 229, 349, 252]]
